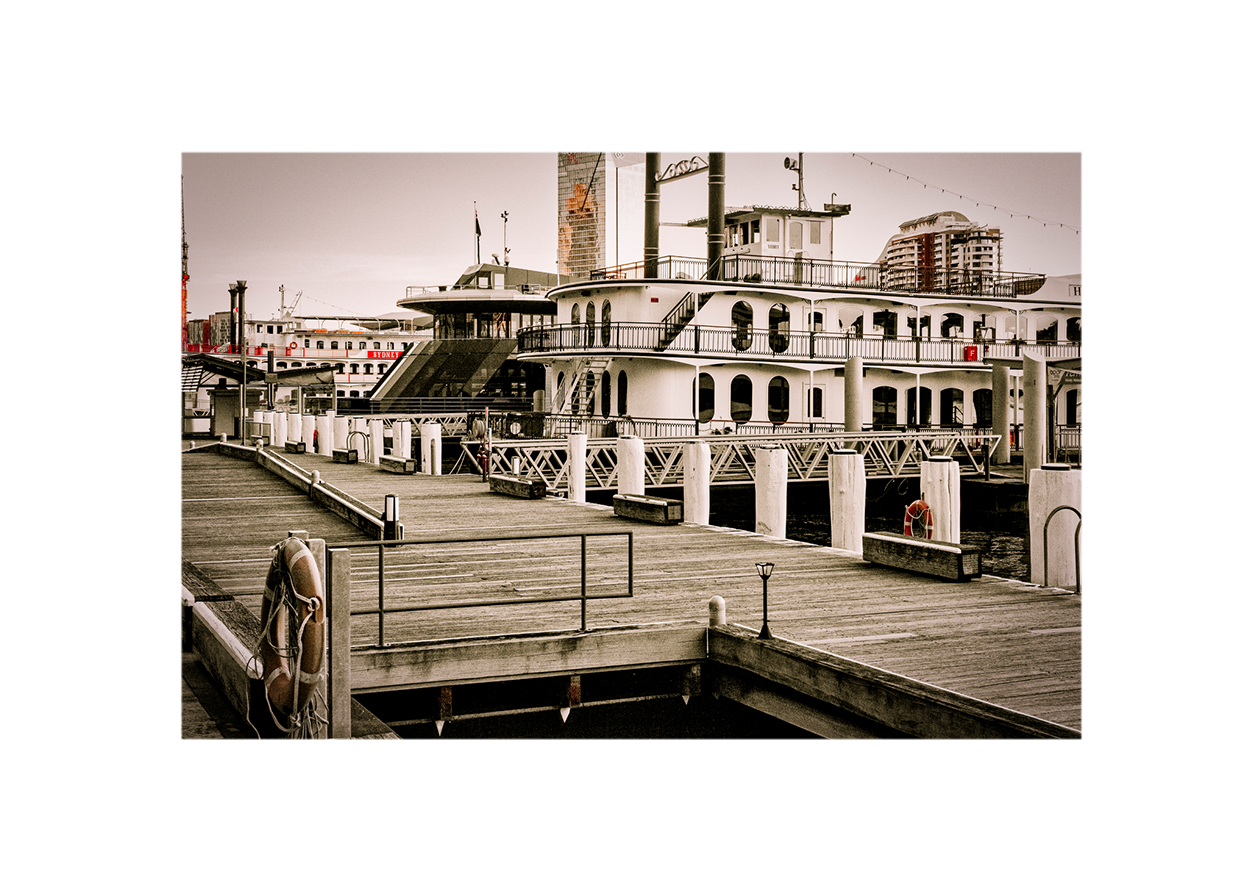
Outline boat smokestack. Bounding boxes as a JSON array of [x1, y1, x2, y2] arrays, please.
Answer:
[[707, 153, 725, 281], [644, 152, 660, 278]]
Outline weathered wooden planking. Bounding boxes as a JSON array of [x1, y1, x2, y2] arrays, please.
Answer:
[[862, 531, 981, 581]]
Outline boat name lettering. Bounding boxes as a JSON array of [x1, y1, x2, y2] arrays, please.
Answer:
[[367, 350, 400, 359]]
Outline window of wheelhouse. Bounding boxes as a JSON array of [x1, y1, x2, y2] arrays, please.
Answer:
[[585, 301, 596, 347], [695, 374, 715, 422], [939, 388, 963, 426], [730, 375, 752, 423], [973, 388, 993, 428], [731, 302, 753, 351], [617, 370, 628, 416], [764, 217, 780, 244], [907, 387, 932, 426], [601, 300, 612, 346], [768, 304, 790, 353], [873, 386, 897, 427], [768, 377, 790, 424]]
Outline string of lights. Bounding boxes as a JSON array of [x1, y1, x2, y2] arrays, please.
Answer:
[[851, 153, 1080, 234]]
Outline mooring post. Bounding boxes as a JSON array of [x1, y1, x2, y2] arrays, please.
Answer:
[[287, 409, 302, 445], [568, 432, 587, 502], [326, 547, 351, 739], [684, 441, 711, 525], [708, 595, 727, 626], [920, 455, 961, 543], [754, 445, 788, 540], [829, 448, 866, 552], [302, 414, 315, 452], [421, 421, 443, 475], [617, 434, 645, 496], [369, 417, 383, 465], [1029, 462, 1081, 589], [316, 412, 332, 455]]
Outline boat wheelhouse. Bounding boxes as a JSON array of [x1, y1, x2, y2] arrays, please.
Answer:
[[514, 204, 1081, 446]]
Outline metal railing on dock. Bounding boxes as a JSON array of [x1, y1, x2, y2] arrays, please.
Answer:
[[327, 531, 635, 647]]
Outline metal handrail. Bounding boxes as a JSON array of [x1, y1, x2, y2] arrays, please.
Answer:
[[1042, 505, 1082, 594], [329, 531, 635, 646]]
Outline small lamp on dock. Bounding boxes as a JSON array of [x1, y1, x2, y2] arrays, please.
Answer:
[[384, 494, 400, 541], [756, 561, 775, 639]]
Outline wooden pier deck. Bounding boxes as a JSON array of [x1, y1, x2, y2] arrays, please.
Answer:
[[182, 445, 1081, 731]]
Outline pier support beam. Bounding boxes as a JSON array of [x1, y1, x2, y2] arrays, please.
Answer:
[[420, 421, 442, 475], [1029, 463, 1081, 590], [568, 432, 587, 502], [920, 455, 961, 544], [828, 449, 866, 552], [992, 364, 1011, 465], [617, 435, 645, 496], [844, 356, 864, 432], [754, 445, 788, 540], [1022, 353, 1048, 481], [326, 547, 351, 739], [684, 441, 711, 525]]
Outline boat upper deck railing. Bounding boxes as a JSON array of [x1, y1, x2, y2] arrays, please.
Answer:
[[588, 254, 1046, 299], [403, 283, 555, 297]]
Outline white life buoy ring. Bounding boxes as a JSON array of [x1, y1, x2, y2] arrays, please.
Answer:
[[904, 498, 934, 539], [258, 538, 325, 720]]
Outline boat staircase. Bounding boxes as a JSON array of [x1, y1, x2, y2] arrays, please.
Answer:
[[655, 289, 715, 352], [551, 356, 612, 421]]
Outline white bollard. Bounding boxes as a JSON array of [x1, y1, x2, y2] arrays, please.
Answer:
[[421, 421, 443, 475], [919, 455, 961, 544], [708, 596, 727, 627], [1029, 463, 1081, 589], [302, 414, 316, 451], [334, 415, 349, 456], [273, 411, 287, 447], [683, 441, 711, 525], [568, 432, 587, 502], [370, 418, 383, 464], [288, 410, 302, 444], [316, 413, 333, 454], [754, 445, 788, 540], [828, 449, 866, 552], [398, 421, 413, 459], [617, 435, 645, 496]]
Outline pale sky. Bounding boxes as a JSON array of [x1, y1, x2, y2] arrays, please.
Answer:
[[182, 151, 1080, 323]]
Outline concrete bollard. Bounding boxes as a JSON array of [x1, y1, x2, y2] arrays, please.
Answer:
[[828, 449, 866, 552], [301, 414, 315, 452], [273, 411, 287, 448], [617, 435, 645, 496], [287, 410, 302, 444], [333, 413, 348, 456], [369, 418, 383, 465], [421, 421, 443, 475], [683, 441, 711, 525], [754, 445, 788, 540], [844, 356, 864, 432], [568, 432, 587, 502], [708, 596, 727, 627], [316, 413, 333, 454], [1022, 353, 1048, 482], [919, 455, 961, 544], [1029, 463, 1081, 590], [398, 421, 413, 459], [992, 364, 1011, 465]]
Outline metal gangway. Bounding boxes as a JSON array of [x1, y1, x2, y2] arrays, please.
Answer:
[[484, 429, 1001, 492]]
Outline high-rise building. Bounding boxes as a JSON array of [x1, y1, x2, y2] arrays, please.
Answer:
[[557, 152, 645, 278], [875, 211, 1002, 293]]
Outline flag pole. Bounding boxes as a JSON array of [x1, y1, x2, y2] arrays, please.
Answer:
[[474, 200, 481, 266]]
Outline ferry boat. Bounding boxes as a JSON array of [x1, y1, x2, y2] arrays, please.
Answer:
[[513, 204, 1081, 450]]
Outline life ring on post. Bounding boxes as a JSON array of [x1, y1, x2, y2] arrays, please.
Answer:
[[258, 538, 326, 728], [904, 498, 934, 539]]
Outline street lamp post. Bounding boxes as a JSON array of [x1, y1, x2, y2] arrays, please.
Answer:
[[756, 561, 775, 639]]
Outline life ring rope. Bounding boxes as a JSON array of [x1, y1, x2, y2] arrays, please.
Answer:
[[904, 498, 934, 539]]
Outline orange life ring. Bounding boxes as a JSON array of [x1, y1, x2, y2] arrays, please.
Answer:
[[904, 499, 934, 539], [258, 538, 325, 722]]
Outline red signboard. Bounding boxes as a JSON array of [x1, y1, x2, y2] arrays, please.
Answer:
[[964, 345, 978, 362], [368, 350, 400, 359]]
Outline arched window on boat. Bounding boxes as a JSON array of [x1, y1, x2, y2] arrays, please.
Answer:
[[695, 373, 715, 422], [907, 386, 932, 426], [768, 376, 790, 424], [1034, 314, 1059, 343], [972, 388, 993, 428], [730, 375, 753, 423], [276, 361, 287, 369], [601, 300, 612, 346], [1066, 316, 1081, 343], [617, 370, 628, 416], [873, 386, 897, 427], [585, 301, 596, 347], [809, 386, 823, 419], [940, 312, 964, 339], [331, 341, 339, 350], [873, 309, 898, 338], [601, 370, 612, 417], [316, 340, 324, 350], [768, 304, 790, 353], [336, 364, 345, 374], [839, 306, 864, 337], [808, 310, 824, 333], [571, 303, 580, 347], [940, 388, 963, 426], [731, 302, 753, 351], [346, 341, 354, 350], [359, 341, 367, 350]]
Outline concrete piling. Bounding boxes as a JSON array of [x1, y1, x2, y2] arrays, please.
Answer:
[[1022, 353, 1048, 481], [754, 445, 788, 540], [683, 441, 711, 525], [617, 435, 645, 496], [1029, 463, 1081, 590], [369, 418, 383, 465], [828, 449, 865, 552], [420, 422, 443, 475], [568, 432, 587, 502], [920, 455, 961, 544]]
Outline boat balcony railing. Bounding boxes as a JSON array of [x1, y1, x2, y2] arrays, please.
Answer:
[[403, 282, 555, 297], [588, 254, 1045, 299], [517, 322, 1081, 366], [184, 342, 411, 360]]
